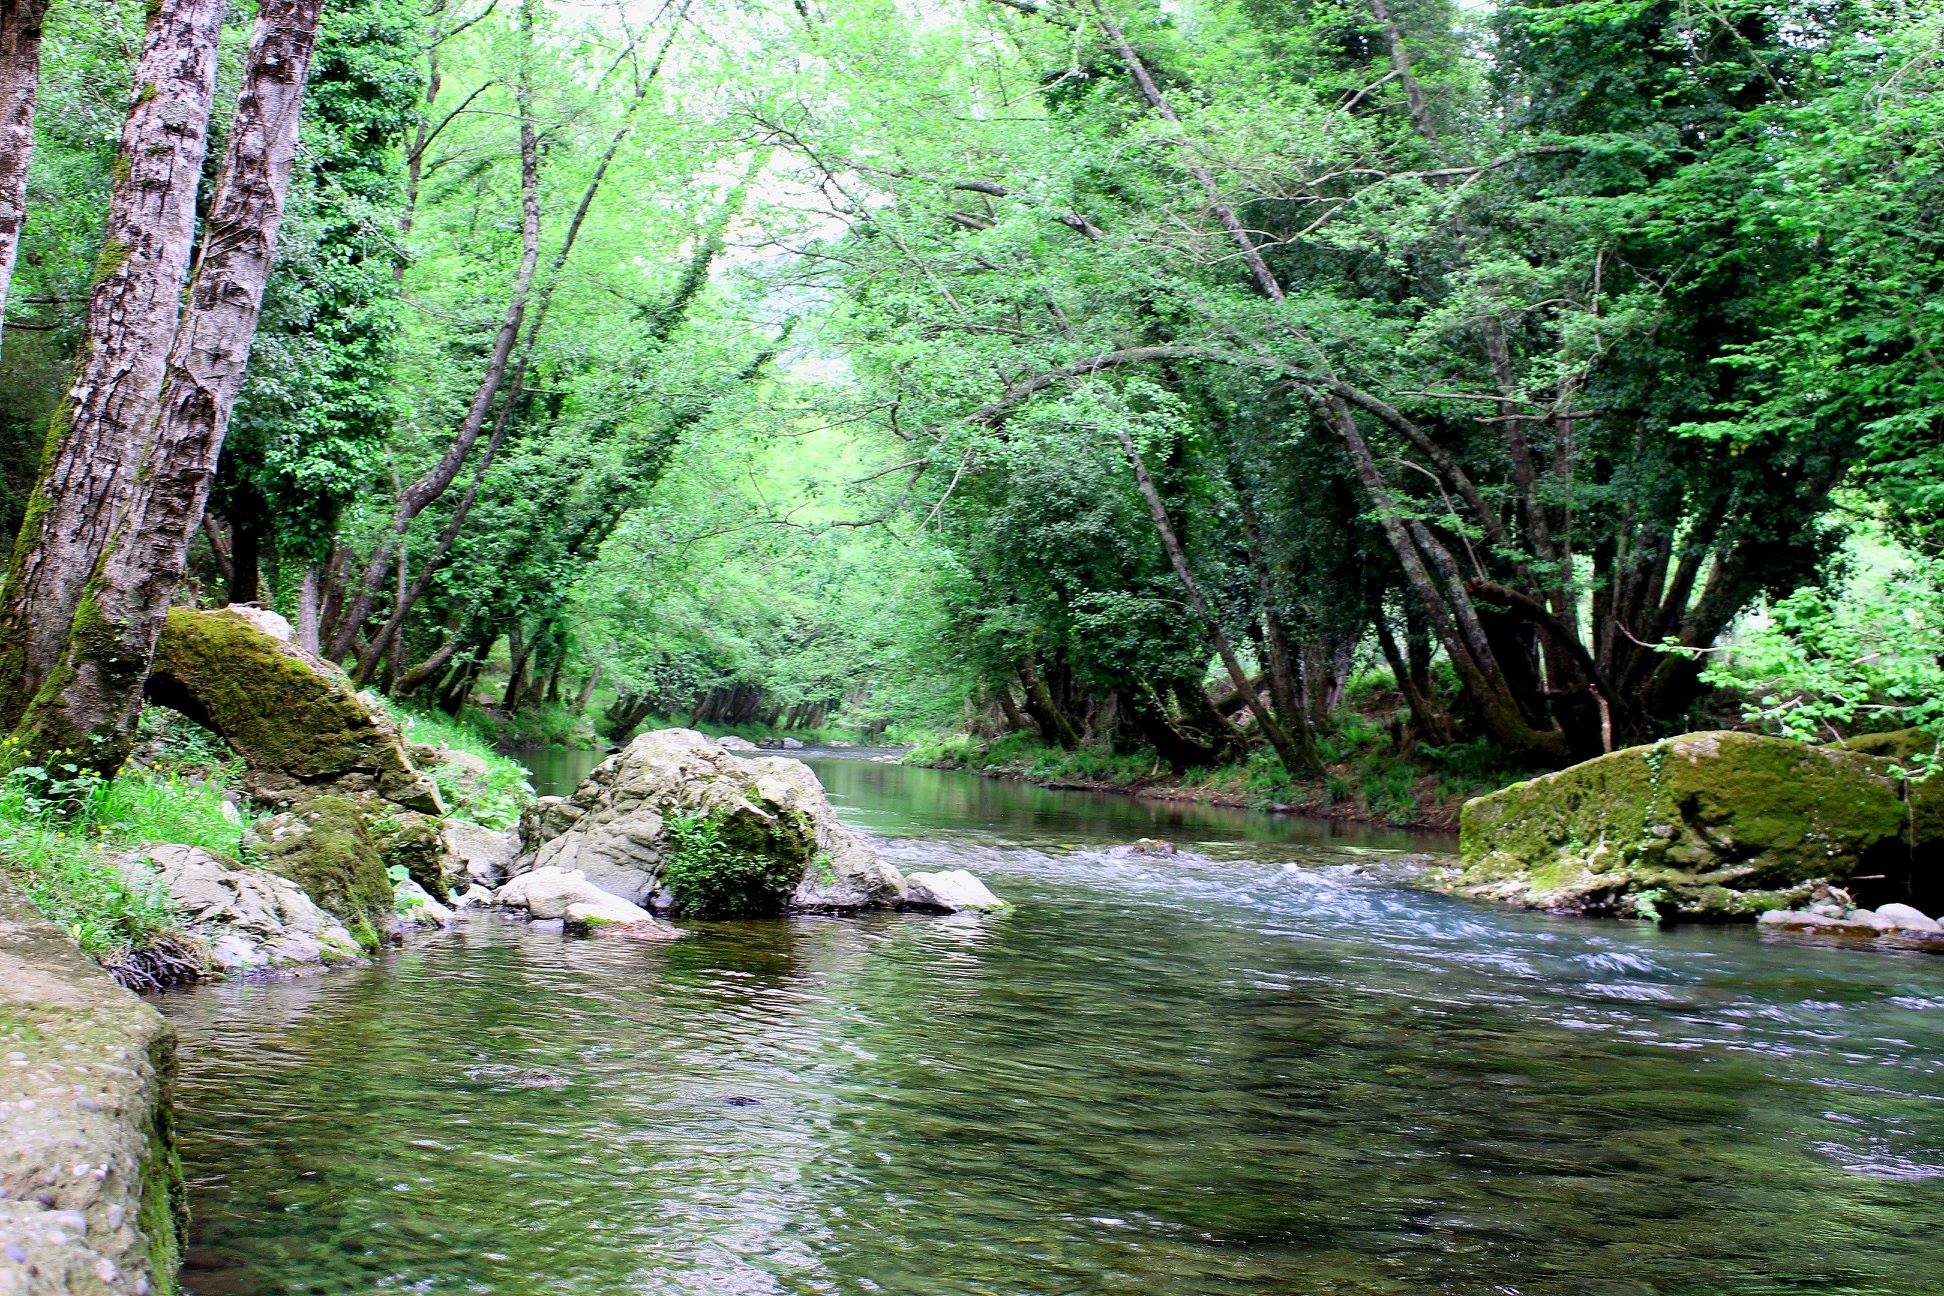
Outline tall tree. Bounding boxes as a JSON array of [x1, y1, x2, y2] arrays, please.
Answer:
[[9, 0, 326, 770], [0, 0, 51, 351], [0, 0, 226, 736]]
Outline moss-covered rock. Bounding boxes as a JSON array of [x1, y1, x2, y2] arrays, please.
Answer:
[[147, 606, 443, 814], [1832, 727, 1937, 764], [365, 809, 452, 901], [1454, 731, 1936, 921], [244, 795, 394, 950]]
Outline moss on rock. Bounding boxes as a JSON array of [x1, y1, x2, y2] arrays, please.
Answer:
[[244, 796, 393, 949], [366, 810, 451, 901], [147, 607, 442, 813], [1455, 731, 1934, 921]]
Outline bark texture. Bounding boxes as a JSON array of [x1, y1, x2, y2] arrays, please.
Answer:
[[9, 0, 324, 769], [0, 0, 51, 348], [0, 0, 226, 735]]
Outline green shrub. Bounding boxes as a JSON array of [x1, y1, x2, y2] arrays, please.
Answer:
[[660, 811, 801, 917], [386, 704, 535, 829]]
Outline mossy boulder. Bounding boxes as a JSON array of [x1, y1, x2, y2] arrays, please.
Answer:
[[244, 795, 394, 950], [1832, 727, 1937, 765], [365, 809, 452, 901], [147, 606, 442, 814], [1454, 731, 1936, 921], [509, 728, 909, 914]]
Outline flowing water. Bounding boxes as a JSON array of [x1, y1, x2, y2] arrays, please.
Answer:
[[162, 752, 1944, 1296]]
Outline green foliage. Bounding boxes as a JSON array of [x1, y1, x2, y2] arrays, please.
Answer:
[[1699, 551, 1944, 777], [0, 746, 252, 962], [659, 811, 801, 919], [382, 703, 534, 830]]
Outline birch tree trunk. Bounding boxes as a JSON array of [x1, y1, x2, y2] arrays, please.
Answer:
[[8, 0, 324, 770], [0, 0, 225, 735], [0, 0, 51, 351]]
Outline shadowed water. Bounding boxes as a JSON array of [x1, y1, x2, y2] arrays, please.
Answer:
[[163, 755, 1944, 1295]]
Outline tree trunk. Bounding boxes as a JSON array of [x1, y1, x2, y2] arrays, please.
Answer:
[[0, 0, 51, 353], [501, 625, 534, 712], [1017, 657, 1081, 749], [0, 0, 225, 735], [295, 564, 321, 654], [575, 663, 601, 713], [1108, 422, 1319, 777], [994, 682, 1034, 736], [7, 0, 323, 771]]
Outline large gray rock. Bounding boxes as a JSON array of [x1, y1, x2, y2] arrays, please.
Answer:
[[115, 844, 362, 976], [495, 867, 680, 939], [0, 879, 183, 1296], [512, 729, 913, 915], [443, 818, 518, 891]]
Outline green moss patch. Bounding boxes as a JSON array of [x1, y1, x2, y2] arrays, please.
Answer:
[[1456, 731, 1931, 920], [247, 796, 393, 947]]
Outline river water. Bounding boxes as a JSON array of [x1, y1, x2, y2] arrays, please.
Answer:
[[162, 752, 1944, 1295]]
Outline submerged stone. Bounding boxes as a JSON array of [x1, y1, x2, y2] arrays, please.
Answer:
[[1454, 731, 1937, 921]]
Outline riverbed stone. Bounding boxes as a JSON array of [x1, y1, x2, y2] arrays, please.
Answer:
[[391, 877, 454, 933], [1455, 731, 1937, 921], [511, 729, 917, 915], [0, 877, 183, 1296], [114, 844, 362, 976], [444, 819, 518, 891], [244, 796, 394, 950], [903, 869, 1007, 912], [1873, 902, 1942, 933]]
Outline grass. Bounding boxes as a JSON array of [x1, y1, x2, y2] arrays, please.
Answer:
[[0, 709, 252, 969], [372, 701, 535, 829]]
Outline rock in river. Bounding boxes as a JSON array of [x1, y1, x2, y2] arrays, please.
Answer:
[[904, 869, 1007, 912], [495, 866, 680, 939], [115, 844, 363, 975], [1454, 730, 1938, 921], [510, 729, 939, 916]]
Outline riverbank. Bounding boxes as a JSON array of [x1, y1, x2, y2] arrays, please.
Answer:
[[905, 729, 1537, 832], [0, 876, 183, 1296]]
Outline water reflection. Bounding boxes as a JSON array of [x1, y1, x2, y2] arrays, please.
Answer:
[[165, 759, 1944, 1296]]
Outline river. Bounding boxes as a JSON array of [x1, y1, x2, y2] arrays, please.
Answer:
[[161, 751, 1944, 1295]]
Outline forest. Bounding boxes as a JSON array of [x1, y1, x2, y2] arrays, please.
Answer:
[[0, 0, 1940, 809], [1, 2, 1943, 1292]]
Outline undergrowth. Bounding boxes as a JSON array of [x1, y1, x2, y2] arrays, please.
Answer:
[[0, 708, 249, 969], [380, 702, 535, 829], [905, 685, 1545, 828], [661, 810, 800, 917]]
